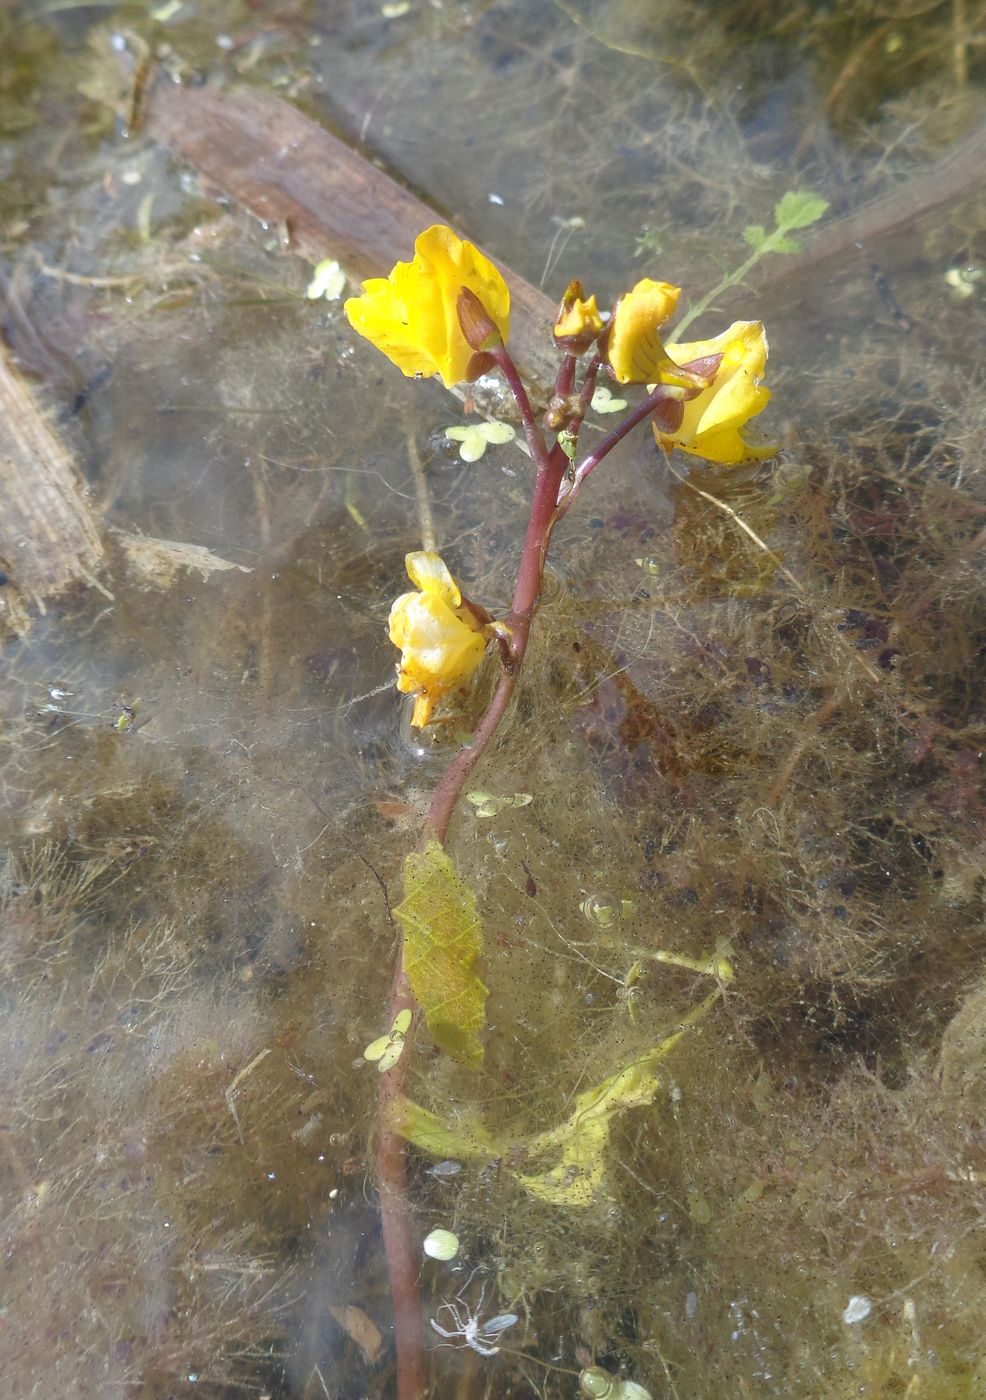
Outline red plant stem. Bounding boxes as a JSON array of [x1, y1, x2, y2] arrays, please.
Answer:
[[554, 350, 577, 401], [555, 381, 679, 516], [373, 346, 576, 1398], [574, 355, 603, 419], [425, 664, 520, 845], [557, 353, 602, 462], [491, 345, 550, 469], [426, 355, 571, 841], [556, 352, 722, 515], [376, 961, 427, 1400]]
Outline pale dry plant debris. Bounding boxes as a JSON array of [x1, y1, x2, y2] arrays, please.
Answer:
[[0, 343, 106, 637], [113, 527, 253, 588]]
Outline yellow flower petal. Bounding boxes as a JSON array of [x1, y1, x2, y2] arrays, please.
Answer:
[[554, 285, 603, 342], [654, 321, 773, 465], [344, 225, 510, 389], [411, 693, 435, 727], [344, 276, 436, 379], [389, 593, 484, 688], [606, 278, 681, 384], [404, 550, 461, 607], [387, 552, 489, 726]]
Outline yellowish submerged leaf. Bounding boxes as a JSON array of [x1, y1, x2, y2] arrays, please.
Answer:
[[395, 841, 488, 1068], [396, 983, 725, 1206], [394, 1097, 505, 1159], [518, 1039, 682, 1206]]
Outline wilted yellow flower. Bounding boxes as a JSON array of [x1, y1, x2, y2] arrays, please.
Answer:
[[606, 277, 683, 383], [344, 225, 510, 389], [654, 320, 772, 465], [388, 551, 489, 727]]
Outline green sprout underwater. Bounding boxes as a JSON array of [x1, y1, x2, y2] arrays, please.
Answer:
[[343, 219, 781, 1398]]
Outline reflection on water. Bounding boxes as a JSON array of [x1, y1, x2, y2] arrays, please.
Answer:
[[2, 1, 986, 1395]]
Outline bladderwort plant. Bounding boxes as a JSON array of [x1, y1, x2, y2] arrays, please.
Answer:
[[343, 221, 778, 1398]]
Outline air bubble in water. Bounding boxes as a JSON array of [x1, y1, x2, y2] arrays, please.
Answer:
[[580, 892, 623, 928]]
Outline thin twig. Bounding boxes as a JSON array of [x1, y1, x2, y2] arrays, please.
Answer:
[[953, 0, 969, 85], [406, 429, 437, 553]]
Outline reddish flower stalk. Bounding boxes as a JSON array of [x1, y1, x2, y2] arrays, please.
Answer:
[[556, 354, 721, 516], [373, 344, 698, 1399], [343, 231, 772, 1397], [376, 961, 426, 1400]]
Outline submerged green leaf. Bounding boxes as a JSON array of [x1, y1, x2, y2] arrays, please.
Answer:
[[306, 258, 346, 300], [399, 1039, 682, 1207], [395, 841, 488, 1068], [590, 385, 628, 414], [774, 189, 829, 231], [364, 1008, 414, 1072], [581, 1368, 654, 1399], [465, 789, 534, 818]]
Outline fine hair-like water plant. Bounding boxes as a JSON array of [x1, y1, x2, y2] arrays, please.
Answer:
[[344, 221, 774, 1397]]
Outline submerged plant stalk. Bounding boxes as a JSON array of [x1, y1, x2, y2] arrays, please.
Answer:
[[344, 223, 773, 1396], [376, 961, 427, 1400], [374, 347, 562, 1399]]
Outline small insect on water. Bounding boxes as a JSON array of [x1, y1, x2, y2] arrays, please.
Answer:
[[429, 1279, 518, 1357]]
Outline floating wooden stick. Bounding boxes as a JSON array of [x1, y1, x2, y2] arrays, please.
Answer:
[[0, 344, 106, 638], [137, 67, 560, 392], [132, 60, 986, 335]]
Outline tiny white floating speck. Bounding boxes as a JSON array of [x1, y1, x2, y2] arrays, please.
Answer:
[[306, 259, 346, 301], [842, 1294, 872, 1325]]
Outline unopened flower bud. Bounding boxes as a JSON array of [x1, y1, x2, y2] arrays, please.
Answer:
[[543, 392, 582, 431], [457, 287, 504, 353]]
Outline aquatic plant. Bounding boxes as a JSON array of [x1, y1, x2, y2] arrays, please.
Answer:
[[344, 222, 773, 1396]]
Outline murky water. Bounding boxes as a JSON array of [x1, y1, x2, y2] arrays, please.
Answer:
[[3, 2, 986, 1396]]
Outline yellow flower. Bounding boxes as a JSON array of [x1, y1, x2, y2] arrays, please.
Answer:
[[654, 320, 772, 465], [388, 551, 489, 727], [344, 225, 510, 389], [553, 280, 603, 349], [606, 278, 683, 384]]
